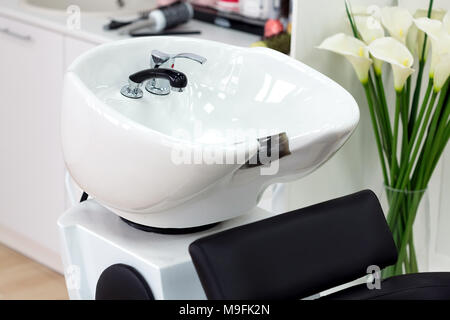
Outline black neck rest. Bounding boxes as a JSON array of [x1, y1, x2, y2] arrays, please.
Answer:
[[189, 190, 398, 299]]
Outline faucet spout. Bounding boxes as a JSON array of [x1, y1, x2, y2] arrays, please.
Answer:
[[129, 68, 187, 88]]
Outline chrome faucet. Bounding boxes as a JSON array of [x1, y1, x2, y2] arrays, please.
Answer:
[[146, 50, 207, 96]]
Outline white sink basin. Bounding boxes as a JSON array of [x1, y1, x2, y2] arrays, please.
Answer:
[[22, 0, 155, 15], [62, 37, 359, 229]]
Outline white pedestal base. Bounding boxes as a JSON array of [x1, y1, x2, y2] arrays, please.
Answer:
[[58, 200, 274, 300]]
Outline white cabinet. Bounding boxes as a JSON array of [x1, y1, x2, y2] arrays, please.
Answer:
[[64, 36, 97, 70], [0, 15, 65, 271]]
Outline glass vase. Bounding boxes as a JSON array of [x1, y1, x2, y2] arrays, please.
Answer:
[[379, 185, 430, 277]]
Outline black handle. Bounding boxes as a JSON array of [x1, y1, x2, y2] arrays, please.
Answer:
[[129, 68, 187, 88]]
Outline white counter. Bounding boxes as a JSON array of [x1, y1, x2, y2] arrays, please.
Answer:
[[0, 0, 260, 46]]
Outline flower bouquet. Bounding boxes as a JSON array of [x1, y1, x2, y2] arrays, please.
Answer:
[[318, 0, 449, 277]]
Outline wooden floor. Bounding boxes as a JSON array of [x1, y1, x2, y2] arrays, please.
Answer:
[[0, 243, 68, 300]]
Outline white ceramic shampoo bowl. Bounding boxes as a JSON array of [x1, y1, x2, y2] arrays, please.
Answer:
[[62, 37, 359, 229]]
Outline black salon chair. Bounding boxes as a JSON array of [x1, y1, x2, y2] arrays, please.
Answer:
[[189, 190, 450, 300]]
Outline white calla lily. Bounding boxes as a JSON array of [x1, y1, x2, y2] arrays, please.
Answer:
[[354, 15, 385, 44], [354, 15, 385, 74], [317, 33, 372, 83], [369, 37, 415, 91], [415, 16, 450, 90], [407, 8, 447, 57], [434, 53, 450, 92], [381, 7, 414, 44]]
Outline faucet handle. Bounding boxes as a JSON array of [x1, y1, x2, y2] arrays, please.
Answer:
[[171, 53, 207, 65], [150, 50, 207, 68]]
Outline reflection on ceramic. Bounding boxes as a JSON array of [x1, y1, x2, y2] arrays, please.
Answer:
[[21, 0, 156, 15], [62, 37, 360, 228]]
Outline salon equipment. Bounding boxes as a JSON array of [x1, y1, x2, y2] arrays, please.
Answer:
[[60, 190, 450, 300]]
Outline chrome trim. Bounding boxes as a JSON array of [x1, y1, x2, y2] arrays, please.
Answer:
[[145, 78, 170, 95], [120, 80, 143, 99], [242, 132, 291, 168], [171, 52, 207, 65]]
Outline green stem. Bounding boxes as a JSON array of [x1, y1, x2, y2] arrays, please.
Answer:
[[408, 81, 433, 188], [345, 0, 360, 39], [390, 91, 402, 184], [363, 82, 389, 185], [394, 191, 424, 275], [394, 92, 438, 190], [409, 61, 425, 135], [408, 81, 434, 151], [406, 77, 411, 115], [421, 87, 450, 181], [374, 72, 393, 158], [387, 91, 438, 228], [432, 123, 450, 173], [401, 89, 409, 162], [409, 0, 433, 135], [413, 84, 448, 185], [409, 232, 418, 272], [388, 90, 441, 250], [369, 75, 391, 159]]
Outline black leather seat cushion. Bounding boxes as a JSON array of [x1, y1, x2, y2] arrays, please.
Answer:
[[323, 272, 450, 300], [189, 190, 398, 300]]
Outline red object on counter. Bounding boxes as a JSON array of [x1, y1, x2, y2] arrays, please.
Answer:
[[264, 19, 284, 38], [217, 0, 239, 12]]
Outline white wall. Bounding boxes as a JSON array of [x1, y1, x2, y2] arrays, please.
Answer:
[[287, 0, 450, 268]]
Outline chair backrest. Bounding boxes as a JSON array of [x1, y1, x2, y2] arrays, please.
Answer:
[[189, 190, 398, 299]]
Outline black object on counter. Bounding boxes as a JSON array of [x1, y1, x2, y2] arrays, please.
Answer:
[[160, 1, 193, 30], [106, 1, 194, 35], [104, 13, 148, 31], [192, 4, 264, 36], [104, 19, 134, 30], [130, 30, 201, 37]]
